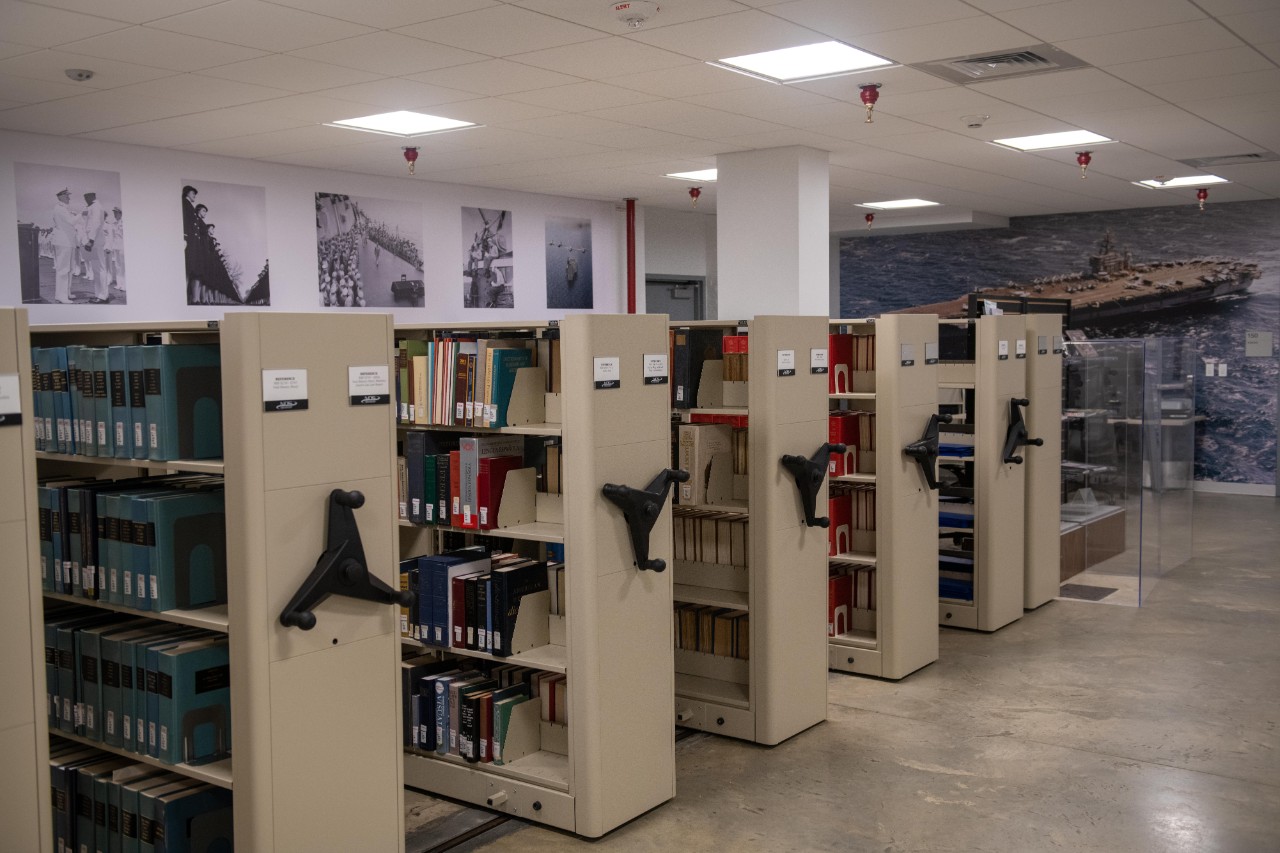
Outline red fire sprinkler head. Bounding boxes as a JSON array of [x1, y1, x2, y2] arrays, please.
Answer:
[[865, 212, 875, 230], [859, 84, 881, 124], [689, 186, 702, 208], [1076, 150, 1092, 179], [402, 146, 419, 175], [1197, 187, 1209, 211]]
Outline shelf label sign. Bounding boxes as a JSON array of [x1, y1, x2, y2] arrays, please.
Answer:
[[643, 353, 668, 384], [900, 343, 915, 367], [925, 342, 939, 365], [810, 348, 828, 374], [1038, 335, 1049, 355], [348, 365, 390, 405], [262, 369, 308, 412], [593, 356, 620, 389], [1052, 335, 1064, 354], [0, 373, 21, 426], [1016, 339, 1027, 359], [1245, 330, 1273, 357], [998, 340, 1009, 360], [777, 349, 796, 376]]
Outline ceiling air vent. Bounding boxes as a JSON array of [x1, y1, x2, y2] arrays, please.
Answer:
[[913, 45, 1089, 85], [1179, 151, 1280, 169]]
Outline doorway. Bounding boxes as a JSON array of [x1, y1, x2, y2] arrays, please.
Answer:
[[646, 276, 705, 322]]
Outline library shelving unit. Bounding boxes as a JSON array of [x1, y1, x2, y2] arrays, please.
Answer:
[[936, 315, 1027, 632], [6, 312, 406, 852], [670, 315, 828, 745], [395, 313, 675, 838], [1022, 314, 1064, 610], [827, 315, 940, 680]]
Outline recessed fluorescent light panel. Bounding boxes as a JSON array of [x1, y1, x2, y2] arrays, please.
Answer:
[[1135, 174, 1229, 189], [993, 129, 1112, 151], [857, 199, 939, 210], [711, 40, 893, 83], [326, 110, 477, 137], [664, 169, 718, 181]]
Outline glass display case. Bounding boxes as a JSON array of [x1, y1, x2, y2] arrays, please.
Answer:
[[1059, 337, 1196, 605]]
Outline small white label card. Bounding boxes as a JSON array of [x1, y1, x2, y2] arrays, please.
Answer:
[[1016, 339, 1027, 359], [1038, 335, 1049, 355], [262, 369, 308, 411], [777, 349, 796, 376], [998, 340, 1010, 360], [348, 365, 390, 405], [0, 373, 21, 427], [925, 342, 939, 365], [1245, 330, 1273, 357], [643, 353, 668, 385], [1218, 362, 1228, 377], [593, 356, 620, 389], [1205, 360, 1216, 377], [810, 348, 828, 374], [1052, 335, 1064, 354], [900, 343, 916, 367]]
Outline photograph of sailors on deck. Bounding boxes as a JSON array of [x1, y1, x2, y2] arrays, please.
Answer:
[[316, 192, 425, 308]]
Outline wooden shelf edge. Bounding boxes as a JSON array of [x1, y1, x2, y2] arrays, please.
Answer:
[[50, 732, 233, 790], [34, 451, 225, 474], [400, 638, 567, 675], [42, 593, 230, 633]]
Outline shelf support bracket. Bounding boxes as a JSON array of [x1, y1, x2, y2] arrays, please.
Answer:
[[781, 443, 845, 528], [602, 468, 689, 572], [279, 489, 414, 630], [1001, 398, 1043, 465], [904, 413, 952, 490]]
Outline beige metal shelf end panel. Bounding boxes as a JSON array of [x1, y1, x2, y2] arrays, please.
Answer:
[[1023, 314, 1063, 609]]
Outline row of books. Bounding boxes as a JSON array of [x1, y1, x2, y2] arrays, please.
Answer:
[[45, 606, 231, 768], [402, 654, 567, 764], [673, 604, 750, 660], [828, 568, 877, 636], [830, 486, 876, 556], [31, 344, 223, 461], [39, 474, 227, 613], [400, 433, 536, 530], [828, 411, 876, 476], [673, 510, 749, 568], [828, 332, 876, 393], [395, 334, 559, 428], [939, 552, 976, 602], [721, 334, 749, 382], [399, 547, 554, 657], [49, 741, 232, 853]]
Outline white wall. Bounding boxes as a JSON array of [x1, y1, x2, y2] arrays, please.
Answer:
[[0, 131, 622, 325], [642, 206, 716, 317]]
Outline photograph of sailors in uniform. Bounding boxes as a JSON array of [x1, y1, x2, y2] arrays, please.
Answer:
[[183, 179, 270, 306], [315, 192, 425, 308], [462, 207, 514, 309]]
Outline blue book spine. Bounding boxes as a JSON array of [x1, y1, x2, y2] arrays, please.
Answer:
[[427, 558, 450, 647], [126, 345, 148, 460], [152, 491, 226, 612], [131, 497, 154, 612], [109, 345, 130, 459], [101, 633, 124, 749], [121, 638, 140, 754], [141, 346, 164, 461], [78, 627, 104, 740], [92, 346, 113, 457], [56, 346, 77, 454], [159, 640, 231, 766]]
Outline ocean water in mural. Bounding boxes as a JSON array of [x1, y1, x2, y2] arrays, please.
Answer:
[[839, 199, 1280, 484]]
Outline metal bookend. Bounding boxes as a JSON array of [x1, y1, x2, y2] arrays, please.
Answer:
[[279, 489, 414, 630], [781, 443, 846, 528], [1001, 398, 1043, 465], [601, 468, 689, 571], [904, 413, 952, 490]]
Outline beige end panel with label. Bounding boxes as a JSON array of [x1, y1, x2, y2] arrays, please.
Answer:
[[223, 313, 403, 853], [749, 316, 828, 745], [1023, 314, 1062, 609]]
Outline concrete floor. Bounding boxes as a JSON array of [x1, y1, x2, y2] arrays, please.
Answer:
[[406, 493, 1280, 852]]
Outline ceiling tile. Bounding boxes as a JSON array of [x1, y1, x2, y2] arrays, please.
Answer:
[[511, 37, 691, 78], [681, 84, 835, 115], [1057, 19, 1245, 68], [790, 64, 951, 98], [855, 16, 1042, 64], [0, 1, 131, 47], [514, 0, 749, 35], [148, 0, 375, 52], [404, 59, 583, 97], [494, 113, 635, 138], [768, 0, 983, 39], [628, 10, 827, 59], [113, 73, 293, 110], [506, 81, 664, 111], [1144, 69, 1280, 103], [176, 123, 371, 158], [200, 54, 382, 93], [945, 0, 1063, 12], [0, 48, 175, 89], [425, 96, 562, 125], [1193, 0, 1280, 13], [996, 0, 1207, 43], [20, 0, 229, 25], [0, 98, 23, 109], [801, 112, 937, 141], [314, 78, 481, 110], [604, 61, 766, 98], [1220, 8, 1280, 43], [266, 0, 502, 29], [585, 126, 721, 150], [0, 88, 189, 134], [0, 69, 103, 102], [1257, 41, 1280, 63], [394, 6, 604, 57], [233, 92, 403, 124], [78, 105, 307, 146], [969, 67, 1135, 101], [587, 99, 787, 140], [710, 127, 847, 150], [1105, 47, 1273, 88], [1025, 86, 1167, 119], [0, 40, 40, 60], [289, 32, 488, 78], [62, 27, 267, 71]]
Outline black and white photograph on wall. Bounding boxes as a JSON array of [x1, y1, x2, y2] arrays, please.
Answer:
[[14, 162, 127, 305], [545, 216, 592, 310], [316, 192, 425, 308], [462, 206, 514, 309], [183, 179, 269, 306]]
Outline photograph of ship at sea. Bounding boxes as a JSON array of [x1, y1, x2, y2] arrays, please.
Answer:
[[839, 198, 1279, 486]]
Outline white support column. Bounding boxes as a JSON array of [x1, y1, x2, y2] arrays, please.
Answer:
[[715, 146, 830, 319]]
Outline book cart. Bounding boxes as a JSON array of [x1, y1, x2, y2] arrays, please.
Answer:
[[936, 315, 1028, 631], [2, 311, 406, 852], [1022, 313, 1064, 610], [669, 316, 828, 745], [827, 315, 940, 679], [394, 313, 675, 838]]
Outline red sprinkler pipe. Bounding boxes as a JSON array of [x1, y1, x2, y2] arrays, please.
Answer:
[[626, 198, 637, 313]]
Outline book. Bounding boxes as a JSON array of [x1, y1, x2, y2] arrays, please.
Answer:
[[144, 487, 227, 612], [488, 348, 533, 428], [420, 548, 489, 648], [149, 782, 233, 853], [120, 773, 184, 853], [478, 454, 524, 531], [404, 430, 427, 525], [491, 558, 548, 657], [91, 345, 113, 456], [434, 453, 451, 527], [156, 637, 231, 766], [126, 344, 148, 460], [144, 345, 222, 462], [458, 680, 498, 762], [457, 435, 524, 530]]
